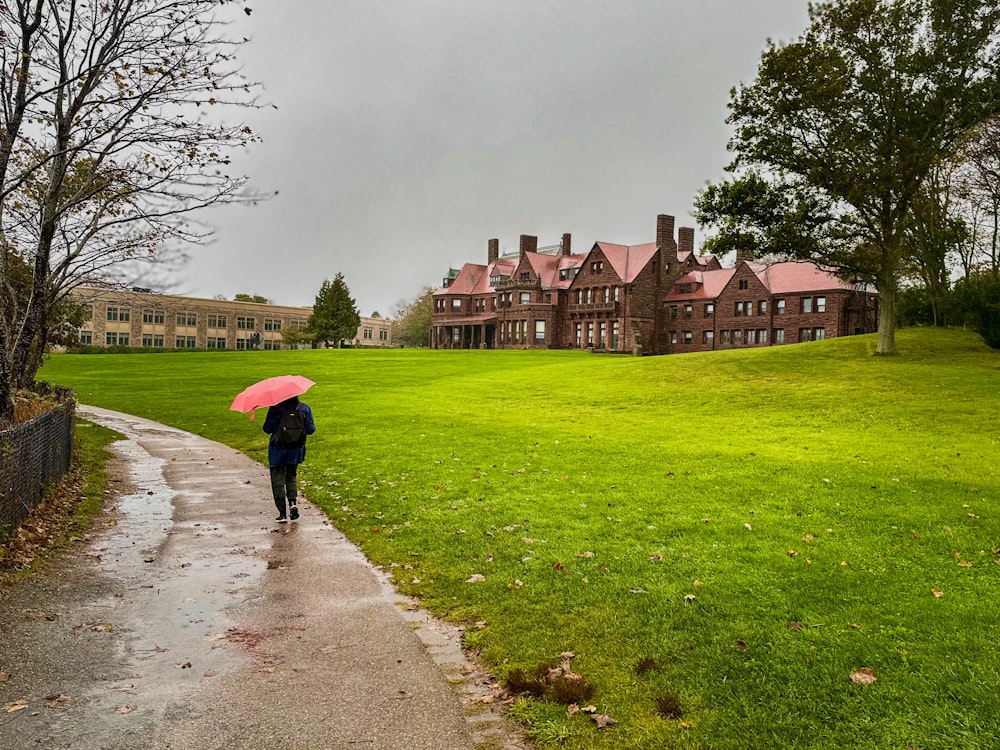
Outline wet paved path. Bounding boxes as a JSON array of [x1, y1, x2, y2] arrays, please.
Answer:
[[0, 407, 521, 750]]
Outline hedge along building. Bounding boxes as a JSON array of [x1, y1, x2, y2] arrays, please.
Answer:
[[431, 211, 878, 354]]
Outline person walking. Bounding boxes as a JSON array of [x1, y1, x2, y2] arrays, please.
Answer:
[[262, 395, 316, 522]]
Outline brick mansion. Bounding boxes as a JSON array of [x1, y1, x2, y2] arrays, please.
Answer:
[[431, 213, 878, 355]]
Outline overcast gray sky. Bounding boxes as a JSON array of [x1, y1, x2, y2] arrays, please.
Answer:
[[174, 1, 811, 315]]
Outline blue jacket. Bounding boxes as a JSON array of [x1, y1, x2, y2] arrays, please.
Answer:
[[263, 401, 316, 467]]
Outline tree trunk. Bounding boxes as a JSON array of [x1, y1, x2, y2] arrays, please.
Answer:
[[876, 282, 897, 356]]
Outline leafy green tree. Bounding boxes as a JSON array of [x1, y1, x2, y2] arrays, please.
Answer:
[[715, 0, 1000, 355], [281, 326, 314, 348], [234, 293, 272, 304], [308, 274, 360, 348], [950, 272, 1000, 348], [391, 288, 433, 348]]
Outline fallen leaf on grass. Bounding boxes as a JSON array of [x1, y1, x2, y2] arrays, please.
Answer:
[[507, 580, 523, 590], [744, 523, 752, 531], [849, 667, 877, 685], [958, 561, 973, 568], [848, 622, 860, 629], [114, 704, 137, 714], [567, 704, 580, 716], [592, 713, 617, 729], [788, 621, 803, 631], [465, 574, 486, 583], [575, 551, 594, 558], [931, 588, 945, 598], [0, 672, 8, 682], [629, 587, 647, 594], [683, 594, 697, 605], [733, 640, 748, 652], [5, 699, 29, 713]]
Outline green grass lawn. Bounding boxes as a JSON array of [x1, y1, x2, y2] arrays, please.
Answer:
[[40, 328, 1000, 749]]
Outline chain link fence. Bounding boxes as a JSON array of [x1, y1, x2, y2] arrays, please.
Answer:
[[0, 390, 76, 540]]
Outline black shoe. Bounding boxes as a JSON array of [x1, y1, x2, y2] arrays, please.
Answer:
[[289, 504, 299, 521], [276, 514, 287, 523]]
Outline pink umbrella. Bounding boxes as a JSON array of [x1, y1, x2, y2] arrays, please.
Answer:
[[230, 375, 315, 421]]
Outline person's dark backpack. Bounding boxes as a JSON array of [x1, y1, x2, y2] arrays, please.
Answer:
[[275, 407, 307, 447]]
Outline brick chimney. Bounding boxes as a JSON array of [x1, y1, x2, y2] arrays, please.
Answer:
[[736, 247, 756, 264], [678, 227, 694, 255], [519, 234, 537, 259], [656, 215, 677, 257], [488, 238, 499, 264], [561, 233, 571, 256]]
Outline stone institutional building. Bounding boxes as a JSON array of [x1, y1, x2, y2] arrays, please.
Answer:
[[70, 286, 392, 350], [430, 213, 878, 355]]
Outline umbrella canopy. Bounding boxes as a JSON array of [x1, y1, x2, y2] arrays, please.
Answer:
[[230, 375, 315, 420]]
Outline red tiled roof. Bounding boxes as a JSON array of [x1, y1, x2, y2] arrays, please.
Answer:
[[595, 241, 658, 283], [751, 262, 857, 294], [667, 268, 737, 300]]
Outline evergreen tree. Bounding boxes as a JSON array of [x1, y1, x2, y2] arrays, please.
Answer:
[[308, 274, 360, 348]]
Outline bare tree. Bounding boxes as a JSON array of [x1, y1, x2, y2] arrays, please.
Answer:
[[0, 0, 262, 422]]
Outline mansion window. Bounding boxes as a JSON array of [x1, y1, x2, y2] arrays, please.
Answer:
[[703, 330, 714, 345], [735, 301, 752, 316], [603, 287, 611, 303], [575, 322, 582, 347], [79, 331, 92, 345], [683, 331, 692, 344], [83, 305, 93, 321], [613, 286, 619, 302], [363, 328, 373, 339], [679, 282, 692, 293], [800, 327, 812, 342], [379, 329, 388, 341], [670, 331, 678, 344], [738, 279, 749, 290], [758, 329, 768, 344], [142, 334, 164, 347], [176, 312, 197, 326], [237, 316, 256, 329], [451, 299, 462, 311], [721, 329, 731, 344], [207, 337, 227, 350], [684, 304, 693, 318], [207, 314, 227, 328], [611, 321, 619, 349], [264, 318, 282, 331], [143, 309, 164, 324], [733, 329, 743, 345], [816, 296, 826, 313], [776, 299, 786, 314], [535, 320, 546, 344], [519, 292, 531, 304], [814, 327, 826, 340], [586, 322, 594, 346], [774, 328, 785, 344], [758, 300, 767, 315], [175, 336, 197, 349], [670, 305, 679, 319], [598, 321, 607, 347], [705, 303, 714, 317], [591, 260, 604, 272], [802, 297, 813, 313], [106, 332, 129, 346], [519, 272, 530, 281]]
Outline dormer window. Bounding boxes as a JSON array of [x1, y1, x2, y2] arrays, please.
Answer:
[[591, 260, 604, 272], [679, 283, 692, 293]]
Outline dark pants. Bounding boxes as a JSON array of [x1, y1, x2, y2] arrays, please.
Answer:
[[269, 463, 298, 515]]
